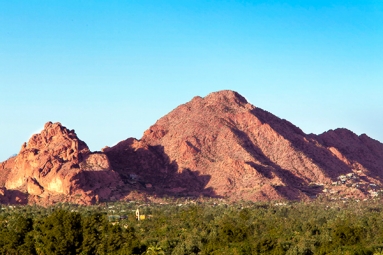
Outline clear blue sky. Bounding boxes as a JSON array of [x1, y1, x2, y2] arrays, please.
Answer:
[[1, 0, 382, 161]]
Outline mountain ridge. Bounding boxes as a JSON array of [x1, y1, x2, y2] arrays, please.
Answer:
[[1, 90, 383, 205]]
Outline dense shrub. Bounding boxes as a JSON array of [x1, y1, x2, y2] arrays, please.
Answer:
[[1, 200, 383, 254]]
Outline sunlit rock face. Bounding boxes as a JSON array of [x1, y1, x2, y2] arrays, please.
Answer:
[[0, 122, 123, 205]]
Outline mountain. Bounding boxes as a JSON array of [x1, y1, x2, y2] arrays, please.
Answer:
[[0, 122, 123, 205], [104, 90, 383, 201], [1, 90, 383, 205]]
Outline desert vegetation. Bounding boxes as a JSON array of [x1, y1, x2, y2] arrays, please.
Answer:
[[1, 198, 383, 254]]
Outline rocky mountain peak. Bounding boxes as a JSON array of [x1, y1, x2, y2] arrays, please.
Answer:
[[0, 122, 123, 205], [23, 121, 89, 164], [106, 91, 383, 202], [204, 90, 249, 104]]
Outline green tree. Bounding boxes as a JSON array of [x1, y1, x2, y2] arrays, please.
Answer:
[[35, 210, 83, 255], [81, 212, 106, 254], [0, 215, 36, 254]]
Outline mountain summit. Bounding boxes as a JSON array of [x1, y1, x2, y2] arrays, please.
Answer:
[[2, 90, 383, 204], [105, 90, 383, 201]]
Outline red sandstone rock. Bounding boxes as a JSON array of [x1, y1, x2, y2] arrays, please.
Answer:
[[0, 122, 123, 205]]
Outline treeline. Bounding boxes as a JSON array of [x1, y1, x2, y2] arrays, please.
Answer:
[[2, 199, 383, 254]]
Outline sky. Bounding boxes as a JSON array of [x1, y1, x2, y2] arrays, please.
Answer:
[[0, 0, 382, 161]]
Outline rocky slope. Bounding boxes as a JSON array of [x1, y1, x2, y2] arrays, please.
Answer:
[[0, 122, 123, 205], [1, 90, 383, 205], [105, 90, 383, 201]]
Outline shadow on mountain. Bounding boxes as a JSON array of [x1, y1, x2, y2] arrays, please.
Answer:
[[246, 162, 306, 200], [72, 169, 123, 203], [104, 139, 220, 200], [225, 126, 308, 199], [0, 189, 28, 205], [251, 108, 354, 180], [317, 130, 383, 180]]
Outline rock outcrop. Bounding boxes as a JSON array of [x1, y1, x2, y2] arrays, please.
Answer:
[[0, 122, 123, 205]]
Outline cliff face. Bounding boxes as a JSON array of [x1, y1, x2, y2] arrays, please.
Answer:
[[2, 90, 383, 205], [0, 122, 123, 205], [105, 90, 383, 201]]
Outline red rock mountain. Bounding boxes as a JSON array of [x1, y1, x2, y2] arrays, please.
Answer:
[[0, 122, 123, 205], [105, 90, 383, 201], [2, 90, 383, 204]]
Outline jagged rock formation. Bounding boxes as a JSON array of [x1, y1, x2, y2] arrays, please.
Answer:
[[1, 90, 383, 205], [105, 90, 383, 201], [0, 122, 123, 205]]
